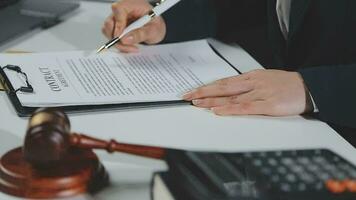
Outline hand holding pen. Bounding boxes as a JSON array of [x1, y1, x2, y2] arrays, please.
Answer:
[[100, 0, 180, 53]]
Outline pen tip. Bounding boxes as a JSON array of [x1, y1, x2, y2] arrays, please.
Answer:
[[96, 45, 106, 54]]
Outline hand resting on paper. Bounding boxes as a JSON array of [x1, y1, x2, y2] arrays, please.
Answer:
[[102, 0, 166, 53], [102, 1, 313, 117], [183, 69, 313, 116]]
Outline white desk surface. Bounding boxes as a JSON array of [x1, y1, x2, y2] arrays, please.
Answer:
[[0, 1, 355, 200]]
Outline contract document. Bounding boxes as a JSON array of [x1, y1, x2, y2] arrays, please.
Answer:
[[0, 40, 239, 108]]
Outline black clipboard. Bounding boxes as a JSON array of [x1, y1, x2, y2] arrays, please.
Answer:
[[0, 66, 193, 117], [0, 45, 240, 117]]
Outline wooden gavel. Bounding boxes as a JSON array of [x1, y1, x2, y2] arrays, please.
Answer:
[[24, 108, 166, 166], [0, 108, 168, 199]]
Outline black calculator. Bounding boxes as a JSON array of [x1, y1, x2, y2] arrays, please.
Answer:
[[165, 149, 356, 200]]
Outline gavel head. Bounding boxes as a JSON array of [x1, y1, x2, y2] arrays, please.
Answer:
[[23, 108, 71, 167]]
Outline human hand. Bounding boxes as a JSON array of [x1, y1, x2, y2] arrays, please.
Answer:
[[102, 0, 167, 53], [183, 69, 312, 116]]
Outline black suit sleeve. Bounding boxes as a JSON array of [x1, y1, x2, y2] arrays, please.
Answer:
[[299, 64, 356, 129], [161, 0, 267, 43], [161, 0, 217, 43]]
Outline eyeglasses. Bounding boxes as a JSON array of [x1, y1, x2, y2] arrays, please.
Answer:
[[2, 65, 34, 93]]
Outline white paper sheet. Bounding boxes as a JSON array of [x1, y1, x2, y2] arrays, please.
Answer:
[[0, 40, 238, 107]]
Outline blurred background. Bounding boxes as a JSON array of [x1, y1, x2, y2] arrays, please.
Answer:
[[0, 0, 82, 47]]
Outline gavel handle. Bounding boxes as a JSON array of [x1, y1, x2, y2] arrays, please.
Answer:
[[70, 133, 166, 160]]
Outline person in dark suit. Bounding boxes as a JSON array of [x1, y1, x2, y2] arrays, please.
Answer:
[[102, 0, 356, 144]]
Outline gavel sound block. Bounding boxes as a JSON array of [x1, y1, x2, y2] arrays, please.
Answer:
[[0, 108, 166, 199]]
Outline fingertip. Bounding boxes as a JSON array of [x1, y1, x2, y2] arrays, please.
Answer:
[[110, 4, 128, 29], [116, 44, 127, 53], [111, 2, 119, 11], [192, 99, 203, 106], [115, 25, 123, 35], [211, 107, 224, 116], [102, 27, 112, 39], [104, 18, 112, 28], [112, 27, 119, 38], [121, 35, 134, 45], [182, 90, 197, 100], [116, 44, 139, 53], [182, 93, 192, 101]]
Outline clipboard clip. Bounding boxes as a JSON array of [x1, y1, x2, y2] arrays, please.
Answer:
[[2, 65, 34, 94]]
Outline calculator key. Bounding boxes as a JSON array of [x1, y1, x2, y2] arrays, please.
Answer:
[[281, 158, 294, 166], [252, 159, 262, 167], [314, 149, 322, 155], [332, 156, 340, 162], [299, 173, 315, 184], [315, 172, 331, 181], [277, 166, 288, 175], [274, 151, 283, 157], [259, 152, 267, 157], [286, 174, 297, 183], [243, 153, 253, 158], [333, 172, 347, 180], [350, 170, 356, 178], [267, 158, 278, 166], [280, 183, 291, 192], [290, 151, 298, 156], [326, 180, 347, 194], [314, 182, 324, 191], [306, 164, 319, 172], [297, 157, 310, 165], [323, 164, 337, 172], [290, 165, 304, 174], [344, 180, 356, 192], [313, 156, 327, 164], [271, 175, 280, 183], [297, 183, 307, 192], [338, 163, 352, 171], [261, 167, 273, 175]]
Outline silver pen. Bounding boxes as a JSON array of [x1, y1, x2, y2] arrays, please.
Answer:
[[97, 0, 181, 53]]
